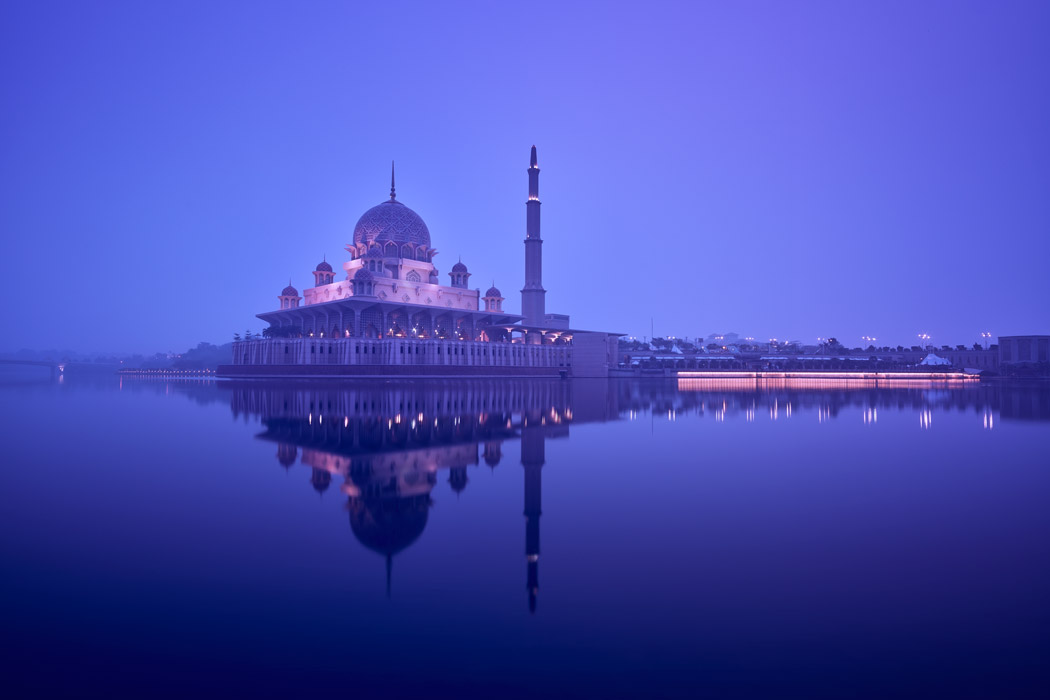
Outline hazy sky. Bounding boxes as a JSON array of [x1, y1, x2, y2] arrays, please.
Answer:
[[2, 1, 1048, 353]]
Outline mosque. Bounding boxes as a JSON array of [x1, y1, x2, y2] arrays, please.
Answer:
[[220, 147, 618, 378]]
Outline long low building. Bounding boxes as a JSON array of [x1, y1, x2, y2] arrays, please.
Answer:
[[999, 335, 1050, 365], [219, 148, 619, 378]]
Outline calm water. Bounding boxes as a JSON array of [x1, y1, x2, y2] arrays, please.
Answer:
[[1, 372, 1048, 698]]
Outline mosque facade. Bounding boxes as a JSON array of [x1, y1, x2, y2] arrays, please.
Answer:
[[220, 147, 618, 378]]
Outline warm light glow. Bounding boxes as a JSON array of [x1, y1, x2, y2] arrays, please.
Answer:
[[678, 371, 977, 382], [920, 408, 933, 429]]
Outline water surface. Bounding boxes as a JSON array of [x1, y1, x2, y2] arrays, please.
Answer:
[[1, 372, 1047, 698]]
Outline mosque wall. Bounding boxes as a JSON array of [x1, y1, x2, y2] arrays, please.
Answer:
[[302, 277, 479, 310], [228, 337, 571, 374]]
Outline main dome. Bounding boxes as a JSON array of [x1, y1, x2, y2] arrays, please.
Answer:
[[353, 200, 431, 248]]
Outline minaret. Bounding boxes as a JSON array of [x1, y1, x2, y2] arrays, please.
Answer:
[[522, 413, 544, 613], [521, 145, 546, 327]]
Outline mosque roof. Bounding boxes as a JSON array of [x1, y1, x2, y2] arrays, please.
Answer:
[[281, 284, 299, 296], [315, 259, 333, 272], [352, 164, 430, 248], [353, 201, 431, 248], [485, 286, 502, 298], [354, 268, 374, 280], [451, 260, 468, 273]]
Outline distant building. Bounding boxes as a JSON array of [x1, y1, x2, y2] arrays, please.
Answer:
[[999, 335, 1050, 365], [934, 347, 999, 371]]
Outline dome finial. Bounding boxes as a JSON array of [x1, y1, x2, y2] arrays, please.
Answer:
[[390, 161, 396, 201], [530, 145, 537, 168]]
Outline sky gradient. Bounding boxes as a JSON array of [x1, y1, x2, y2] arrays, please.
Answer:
[[2, 1, 1048, 353]]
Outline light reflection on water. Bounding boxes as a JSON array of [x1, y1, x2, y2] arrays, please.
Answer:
[[0, 374, 1048, 698]]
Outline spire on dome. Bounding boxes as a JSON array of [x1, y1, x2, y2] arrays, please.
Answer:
[[390, 161, 396, 201]]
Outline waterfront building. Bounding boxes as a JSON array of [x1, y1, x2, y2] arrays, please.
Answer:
[[221, 148, 618, 378], [998, 335, 1050, 366]]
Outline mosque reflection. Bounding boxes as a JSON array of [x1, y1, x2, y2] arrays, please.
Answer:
[[222, 378, 1048, 612], [226, 379, 609, 612]]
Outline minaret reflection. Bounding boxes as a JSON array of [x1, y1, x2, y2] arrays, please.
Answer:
[[521, 413, 544, 614]]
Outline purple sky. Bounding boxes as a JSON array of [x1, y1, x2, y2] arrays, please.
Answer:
[[2, 1, 1048, 353]]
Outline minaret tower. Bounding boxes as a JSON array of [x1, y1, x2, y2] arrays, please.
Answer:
[[521, 145, 546, 327], [521, 413, 544, 614]]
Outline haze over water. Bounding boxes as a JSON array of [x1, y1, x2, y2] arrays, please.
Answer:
[[1, 372, 1048, 697]]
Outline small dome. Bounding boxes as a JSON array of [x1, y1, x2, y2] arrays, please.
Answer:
[[276, 443, 297, 468], [316, 260, 333, 272], [483, 443, 502, 468], [485, 286, 502, 298], [354, 268, 374, 281], [365, 246, 383, 258], [452, 260, 468, 273], [281, 284, 299, 296], [310, 468, 331, 494], [448, 467, 468, 494]]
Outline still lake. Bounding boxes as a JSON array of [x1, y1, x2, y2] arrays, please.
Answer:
[[1, 372, 1047, 698]]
